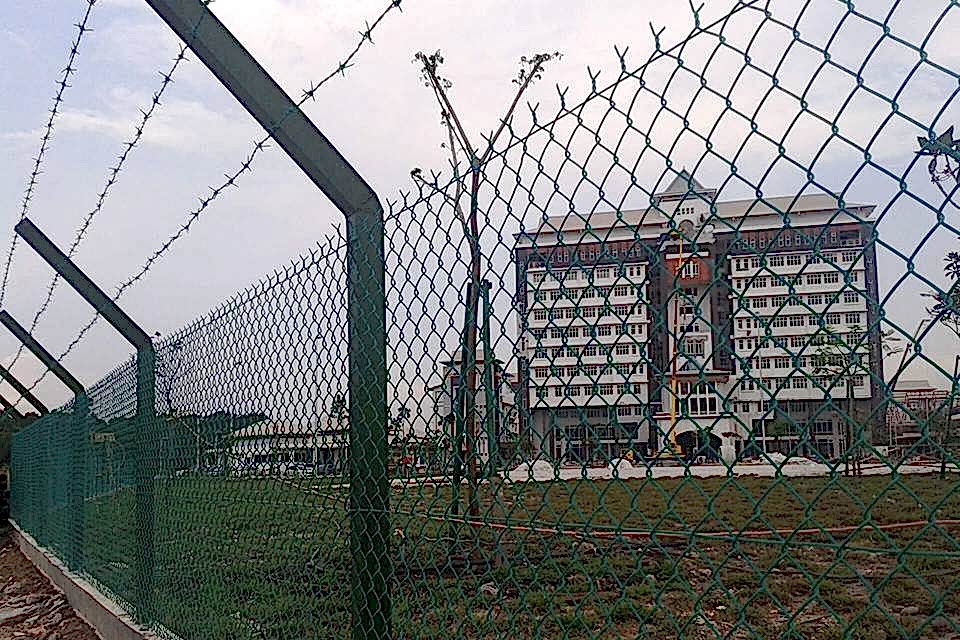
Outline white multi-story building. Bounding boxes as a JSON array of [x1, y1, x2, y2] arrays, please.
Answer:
[[514, 171, 883, 463]]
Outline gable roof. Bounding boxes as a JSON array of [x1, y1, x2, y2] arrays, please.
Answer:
[[658, 169, 712, 198]]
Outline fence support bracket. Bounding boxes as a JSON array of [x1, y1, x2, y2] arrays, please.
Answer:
[[14, 217, 156, 621], [140, 2, 389, 636]]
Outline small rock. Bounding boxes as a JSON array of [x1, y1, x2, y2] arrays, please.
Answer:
[[479, 582, 499, 598], [901, 605, 920, 616], [646, 575, 657, 584], [715, 605, 727, 611], [695, 617, 706, 626], [577, 542, 598, 556]]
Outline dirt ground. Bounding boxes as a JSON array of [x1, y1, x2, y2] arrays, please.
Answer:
[[0, 526, 98, 640]]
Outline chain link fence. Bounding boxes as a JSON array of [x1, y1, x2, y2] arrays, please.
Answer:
[[9, 1, 960, 638]]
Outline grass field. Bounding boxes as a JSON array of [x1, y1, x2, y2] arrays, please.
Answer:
[[69, 473, 960, 639]]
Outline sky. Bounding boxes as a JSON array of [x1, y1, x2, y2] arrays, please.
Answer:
[[1, 0, 959, 415]]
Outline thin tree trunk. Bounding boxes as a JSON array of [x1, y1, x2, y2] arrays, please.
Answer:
[[463, 168, 482, 519]]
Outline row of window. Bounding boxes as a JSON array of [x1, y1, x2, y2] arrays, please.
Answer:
[[740, 352, 863, 372], [731, 230, 862, 252], [739, 375, 866, 391], [529, 265, 646, 285], [534, 362, 646, 379], [535, 382, 645, 399], [531, 323, 647, 340], [737, 332, 863, 351], [734, 270, 860, 289], [529, 284, 647, 303], [530, 304, 648, 322], [738, 291, 864, 309], [736, 312, 862, 328], [733, 250, 861, 272], [531, 342, 646, 360]]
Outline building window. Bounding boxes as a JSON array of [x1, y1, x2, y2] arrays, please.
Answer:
[[770, 256, 785, 267], [845, 312, 861, 325], [825, 313, 841, 325], [597, 267, 611, 279], [553, 387, 563, 397], [614, 285, 630, 297], [675, 382, 719, 416], [681, 261, 701, 279], [551, 328, 564, 339], [761, 358, 772, 369], [597, 325, 612, 337], [772, 317, 788, 328], [786, 255, 802, 266], [851, 271, 860, 282], [792, 376, 808, 389], [843, 292, 858, 304], [824, 272, 840, 284], [789, 315, 805, 327], [683, 339, 706, 356], [772, 295, 787, 307], [533, 329, 546, 338], [535, 367, 548, 379], [775, 357, 790, 369], [807, 294, 823, 306], [568, 327, 580, 338], [583, 307, 597, 318], [599, 384, 615, 396], [841, 251, 857, 263], [533, 310, 547, 321], [752, 297, 769, 309], [584, 346, 597, 356]]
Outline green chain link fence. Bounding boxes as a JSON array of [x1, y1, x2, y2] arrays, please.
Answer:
[[9, 0, 960, 638]]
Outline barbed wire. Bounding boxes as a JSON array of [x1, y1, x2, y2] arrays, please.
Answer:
[[6, 19, 206, 373], [0, 0, 98, 310], [16, 0, 403, 398]]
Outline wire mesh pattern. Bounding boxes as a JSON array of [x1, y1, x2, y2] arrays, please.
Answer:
[[8, 1, 960, 639]]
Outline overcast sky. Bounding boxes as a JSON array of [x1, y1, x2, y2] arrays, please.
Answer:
[[2, 0, 959, 413]]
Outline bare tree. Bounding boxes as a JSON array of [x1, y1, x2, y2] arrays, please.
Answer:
[[411, 50, 560, 517]]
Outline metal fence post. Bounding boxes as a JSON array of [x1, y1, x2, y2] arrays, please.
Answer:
[[138, 2, 390, 635], [0, 310, 87, 568], [135, 345, 157, 612], [14, 217, 157, 622]]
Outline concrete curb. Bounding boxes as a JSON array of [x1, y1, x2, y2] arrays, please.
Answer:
[[9, 521, 156, 640]]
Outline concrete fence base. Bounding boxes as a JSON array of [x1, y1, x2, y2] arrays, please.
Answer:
[[9, 521, 155, 640]]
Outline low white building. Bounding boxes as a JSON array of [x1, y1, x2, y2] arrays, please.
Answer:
[[228, 419, 347, 474]]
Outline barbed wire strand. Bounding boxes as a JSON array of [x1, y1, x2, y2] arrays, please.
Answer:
[[0, 0, 98, 310], [17, 0, 403, 398], [5, 3, 213, 374]]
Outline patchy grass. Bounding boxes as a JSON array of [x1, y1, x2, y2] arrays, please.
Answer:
[[64, 474, 960, 638]]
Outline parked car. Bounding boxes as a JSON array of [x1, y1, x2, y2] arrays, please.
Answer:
[[283, 462, 314, 477]]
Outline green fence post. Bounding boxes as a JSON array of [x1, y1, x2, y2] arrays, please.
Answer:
[[139, 3, 391, 635], [69, 393, 89, 570], [0, 310, 88, 570], [14, 217, 158, 622], [135, 345, 157, 616]]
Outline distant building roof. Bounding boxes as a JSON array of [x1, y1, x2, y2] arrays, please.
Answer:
[[232, 419, 345, 439]]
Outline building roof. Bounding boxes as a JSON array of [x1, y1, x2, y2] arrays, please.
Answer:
[[515, 174, 875, 243], [232, 419, 346, 439], [655, 169, 717, 201]]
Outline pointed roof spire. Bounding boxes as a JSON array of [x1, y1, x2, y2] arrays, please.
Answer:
[[654, 167, 716, 202]]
